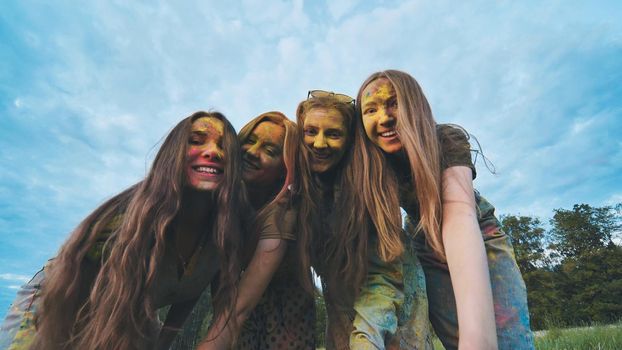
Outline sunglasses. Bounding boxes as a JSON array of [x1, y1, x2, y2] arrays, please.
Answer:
[[307, 90, 355, 105]]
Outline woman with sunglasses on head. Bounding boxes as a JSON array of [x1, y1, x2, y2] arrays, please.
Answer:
[[350, 70, 534, 349], [0, 111, 245, 350], [294, 91, 408, 350], [198, 111, 316, 350]]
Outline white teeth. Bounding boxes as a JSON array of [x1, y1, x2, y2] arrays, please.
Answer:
[[196, 166, 220, 174], [380, 130, 397, 137]]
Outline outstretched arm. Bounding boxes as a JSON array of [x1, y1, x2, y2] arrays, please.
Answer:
[[442, 166, 497, 350], [156, 297, 199, 350], [197, 238, 287, 350]]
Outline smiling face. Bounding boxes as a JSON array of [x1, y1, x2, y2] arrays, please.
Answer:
[[302, 108, 348, 173], [186, 116, 225, 191], [361, 78, 403, 154], [241, 120, 286, 186]]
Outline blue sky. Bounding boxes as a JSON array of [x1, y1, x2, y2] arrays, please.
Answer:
[[1, 0, 621, 319]]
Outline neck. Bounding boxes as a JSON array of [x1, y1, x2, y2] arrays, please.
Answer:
[[176, 188, 214, 238], [247, 181, 281, 210], [386, 150, 410, 176], [316, 166, 339, 187]]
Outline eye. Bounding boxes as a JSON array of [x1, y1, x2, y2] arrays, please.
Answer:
[[245, 136, 257, 145], [304, 128, 317, 136], [363, 107, 377, 115], [389, 98, 398, 108], [189, 135, 202, 145], [265, 147, 280, 157], [326, 130, 343, 138]]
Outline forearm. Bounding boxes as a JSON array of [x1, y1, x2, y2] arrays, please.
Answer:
[[443, 207, 497, 349], [197, 238, 286, 350], [156, 298, 198, 350], [442, 167, 497, 350]]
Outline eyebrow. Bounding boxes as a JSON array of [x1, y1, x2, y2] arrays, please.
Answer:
[[326, 127, 345, 133]]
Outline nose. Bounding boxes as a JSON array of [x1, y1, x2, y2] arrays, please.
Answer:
[[313, 133, 328, 149], [201, 143, 223, 161], [379, 108, 396, 127], [245, 144, 260, 160]]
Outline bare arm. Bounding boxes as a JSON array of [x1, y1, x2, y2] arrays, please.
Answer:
[[442, 166, 497, 350], [156, 297, 199, 350], [197, 238, 287, 350]]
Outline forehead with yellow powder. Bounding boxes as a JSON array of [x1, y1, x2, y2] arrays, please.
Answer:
[[251, 121, 285, 145], [192, 116, 224, 136], [362, 78, 396, 106]]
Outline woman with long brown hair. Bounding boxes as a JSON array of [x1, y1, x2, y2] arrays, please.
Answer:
[[351, 70, 534, 349], [0, 111, 245, 350], [293, 91, 405, 349], [198, 111, 316, 349]]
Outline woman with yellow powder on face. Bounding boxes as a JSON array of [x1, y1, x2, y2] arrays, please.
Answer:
[[0, 111, 246, 350], [293, 91, 411, 349], [198, 111, 316, 349], [350, 70, 534, 349]]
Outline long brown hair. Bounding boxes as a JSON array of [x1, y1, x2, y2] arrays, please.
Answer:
[[293, 96, 371, 309], [355, 70, 445, 261], [33, 111, 244, 349]]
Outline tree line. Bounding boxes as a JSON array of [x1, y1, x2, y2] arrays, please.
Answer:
[[502, 202, 622, 330]]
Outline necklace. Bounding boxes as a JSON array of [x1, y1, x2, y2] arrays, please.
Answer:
[[176, 234, 207, 279]]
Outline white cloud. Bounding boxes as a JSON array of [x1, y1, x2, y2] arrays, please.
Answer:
[[605, 194, 622, 206], [0, 274, 30, 283]]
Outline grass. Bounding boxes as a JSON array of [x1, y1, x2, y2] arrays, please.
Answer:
[[317, 322, 622, 349], [535, 322, 622, 350]]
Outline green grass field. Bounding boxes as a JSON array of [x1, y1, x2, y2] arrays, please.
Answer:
[[532, 323, 622, 350], [430, 323, 622, 350], [317, 322, 622, 349]]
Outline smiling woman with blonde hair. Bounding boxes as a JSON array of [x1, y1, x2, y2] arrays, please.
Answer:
[[350, 70, 534, 349]]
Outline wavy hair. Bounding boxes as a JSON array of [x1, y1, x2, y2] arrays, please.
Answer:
[[238, 111, 298, 256], [33, 111, 244, 349], [356, 70, 445, 261], [292, 96, 371, 310]]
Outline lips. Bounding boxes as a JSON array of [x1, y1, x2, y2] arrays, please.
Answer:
[[311, 150, 332, 161], [243, 158, 260, 171], [191, 163, 223, 176], [379, 129, 398, 138], [380, 130, 397, 137]]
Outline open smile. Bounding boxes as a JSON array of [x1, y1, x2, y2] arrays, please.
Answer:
[[243, 158, 260, 171], [379, 129, 398, 138], [312, 150, 332, 161], [191, 164, 223, 177]]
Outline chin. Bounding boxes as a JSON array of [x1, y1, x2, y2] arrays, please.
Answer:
[[191, 182, 220, 192], [380, 143, 403, 154], [311, 165, 327, 174]]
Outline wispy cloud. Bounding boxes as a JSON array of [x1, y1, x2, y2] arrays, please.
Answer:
[[0, 274, 30, 283], [1, 0, 620, 319]]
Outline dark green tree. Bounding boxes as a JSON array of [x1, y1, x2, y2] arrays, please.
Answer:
[[501, 215, 548, 272], [549, 203, 621, 260], [548, 203, 622, 326]]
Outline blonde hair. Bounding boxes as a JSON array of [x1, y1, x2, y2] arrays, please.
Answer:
[[238, 111, 299, 257], [356, 70, 445, 261], [291, 95, 375, 318]]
